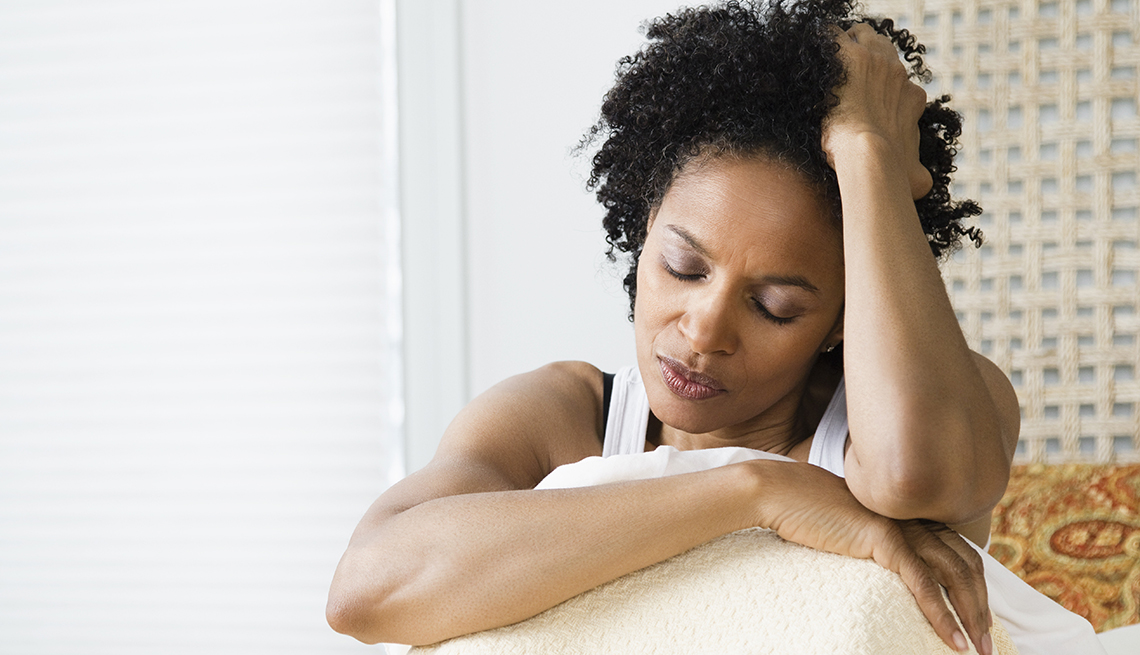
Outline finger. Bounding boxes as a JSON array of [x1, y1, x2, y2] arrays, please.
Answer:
[[902, 79, 928, 114], [933, 527, 993, 654], [847, 23, 900, 59], [910, 164, 934, 200], [921, 524, 989, 641], [880, 539, 971, 652], [846, 22, 878, 43], [901, 85, 933, 199], [909, 523, 990, 655], [933, 555, 988, 654]]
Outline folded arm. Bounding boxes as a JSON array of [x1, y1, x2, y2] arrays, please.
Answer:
[[823, 25, 1020, 533], [326, 361, 990, 651], [325, 362, 761, 645]]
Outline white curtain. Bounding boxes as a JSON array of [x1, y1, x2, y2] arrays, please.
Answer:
[[0, 1, 402, 653]]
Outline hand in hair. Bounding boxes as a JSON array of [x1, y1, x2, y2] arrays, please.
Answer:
[[822, 23, 934, 200]]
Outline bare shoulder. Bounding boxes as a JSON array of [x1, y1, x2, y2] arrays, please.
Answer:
[[417, 360, 606, 492], [970, 350, 1021, 458], [356, 361, 606, 529], [438, 360, 605, 479]]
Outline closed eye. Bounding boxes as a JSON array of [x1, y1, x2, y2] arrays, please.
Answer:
[[752, 298, 796, 326], [663, 255, 799, 326], [662, 260, 705, 281]]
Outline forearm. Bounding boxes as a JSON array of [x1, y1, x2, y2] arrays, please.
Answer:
[[832, 134, 1010, 521], [327, 464, 757, 646]]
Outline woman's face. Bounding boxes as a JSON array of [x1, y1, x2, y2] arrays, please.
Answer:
[[634, 154, 846, 438]]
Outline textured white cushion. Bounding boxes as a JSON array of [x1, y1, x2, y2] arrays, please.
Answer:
[[410, 527, 1017, 655]]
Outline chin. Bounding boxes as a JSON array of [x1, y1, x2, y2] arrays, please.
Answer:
[[646, 386, 732, 434]]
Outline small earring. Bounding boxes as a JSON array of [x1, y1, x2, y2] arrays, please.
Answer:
[[824, 343, 837, 353]]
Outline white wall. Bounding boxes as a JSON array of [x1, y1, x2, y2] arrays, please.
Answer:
[[460, 0, 683, 397], [401, 0, 685, 471], [397, 0, 470, 475]]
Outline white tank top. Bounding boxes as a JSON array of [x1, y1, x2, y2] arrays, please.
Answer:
[[602, 365, 850, 476]]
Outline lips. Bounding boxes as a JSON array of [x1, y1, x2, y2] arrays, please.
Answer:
[[657, 355, 726, 400]]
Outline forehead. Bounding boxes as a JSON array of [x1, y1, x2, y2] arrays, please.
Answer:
[[653, 154, 843, 270]]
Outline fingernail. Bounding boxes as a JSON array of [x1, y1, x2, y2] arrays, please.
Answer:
[[982, 632, 993, 655], [952, 631, 968, 652]]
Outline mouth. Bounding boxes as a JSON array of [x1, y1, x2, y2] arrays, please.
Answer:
[[657, 355, 726, 400]]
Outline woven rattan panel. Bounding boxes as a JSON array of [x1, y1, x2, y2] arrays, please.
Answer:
[[867, 0, 1140, 463]]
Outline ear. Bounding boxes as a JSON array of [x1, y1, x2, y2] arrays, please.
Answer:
[[823, 305, 844, 352]]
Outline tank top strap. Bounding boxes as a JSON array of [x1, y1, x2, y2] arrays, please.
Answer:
[[807, 376, 849, 478], [602, 365, 651, 457], [603, 366, 848, 469]]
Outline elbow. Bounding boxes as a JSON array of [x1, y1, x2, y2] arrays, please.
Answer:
[[848, 364, 1019, 524], [327, 564, 442, 647], [884, 466, 1008, 525], [849, 437, 1011, 524], [327, 559, 410, 645], [326, 589, 385, 645]]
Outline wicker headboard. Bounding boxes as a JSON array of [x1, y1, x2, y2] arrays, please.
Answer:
[[869, 0, 1140, 465]]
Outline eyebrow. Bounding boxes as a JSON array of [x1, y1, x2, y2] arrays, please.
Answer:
[[666, 224, 711, 257], [664, 224, 821, 293]]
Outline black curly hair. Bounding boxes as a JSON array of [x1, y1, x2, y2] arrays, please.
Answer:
[[582, 0, 982, 318]]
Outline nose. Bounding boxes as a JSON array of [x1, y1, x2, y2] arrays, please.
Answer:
[[677, 290, 738, 356]]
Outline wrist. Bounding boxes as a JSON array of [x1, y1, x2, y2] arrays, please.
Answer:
[[826, 130, 932, 200], [724, 459, 790, 532], [826, 131, 904, 174]]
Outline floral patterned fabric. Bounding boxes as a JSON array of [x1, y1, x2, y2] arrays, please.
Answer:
[[989, 463, 1140, 632]]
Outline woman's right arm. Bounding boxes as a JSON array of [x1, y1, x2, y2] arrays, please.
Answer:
[[324, 361, 763, 646], [326, 361, 991, 652]]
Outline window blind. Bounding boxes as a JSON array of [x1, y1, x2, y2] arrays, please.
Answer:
[[0, 1, 401, 653]]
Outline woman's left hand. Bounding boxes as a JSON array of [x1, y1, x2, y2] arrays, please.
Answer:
[[821, 23, 932, 200]]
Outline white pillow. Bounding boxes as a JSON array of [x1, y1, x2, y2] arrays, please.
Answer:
[[410, 527, 1018, 655]]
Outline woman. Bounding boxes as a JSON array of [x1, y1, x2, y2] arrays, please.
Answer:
[[327, 1, 1095, 653]]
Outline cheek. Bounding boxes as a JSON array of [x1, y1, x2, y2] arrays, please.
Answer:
[[741, 331, 808, 365], [634, 260, 670, 323], [633, 265, 685, 356], [739, 314, 839, 371], [632, 267, 654, 345]]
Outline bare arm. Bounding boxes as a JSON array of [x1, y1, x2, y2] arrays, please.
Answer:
[[822, 25, 1020, 529], [326, 360, 991, 651], [326, 362, 760, 645]]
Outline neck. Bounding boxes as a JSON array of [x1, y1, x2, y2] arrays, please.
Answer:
[[655, 412, 810, 457]]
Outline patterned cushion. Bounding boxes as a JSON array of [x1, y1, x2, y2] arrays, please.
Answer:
[[989, 463, 1140, 632]]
